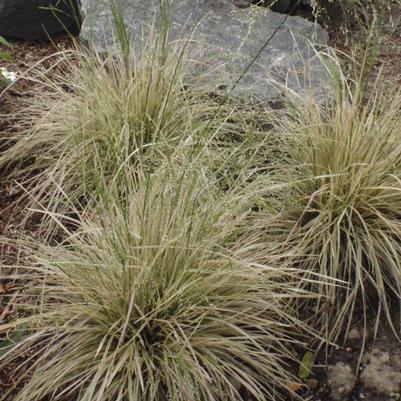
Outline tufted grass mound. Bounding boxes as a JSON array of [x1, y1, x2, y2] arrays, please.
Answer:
[[259, 71, 401, 339], [0, 165, 312, 401], [0, 28, 217, 234]]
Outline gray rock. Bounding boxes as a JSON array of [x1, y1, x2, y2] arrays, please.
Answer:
[[361, 350, 401, 394], [327, 362, 357, 401], [0, 0, 80, 40], [80, 0, 329, 103]]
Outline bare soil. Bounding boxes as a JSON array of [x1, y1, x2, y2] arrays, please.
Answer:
[[0, 36, 75, 398]]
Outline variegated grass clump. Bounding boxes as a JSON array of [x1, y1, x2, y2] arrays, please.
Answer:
[[258, 69, 401, 339], [0, 28, 216, 232], [0, 165, 311, 401]]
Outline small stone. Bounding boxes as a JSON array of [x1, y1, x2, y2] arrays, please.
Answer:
[[360, 350, 401, 394], [307, 378, 318, 390], [379, 352, 390, 364], [347, 328, 363, 349], [327, 362, 357, 401], [348, 328, 361, 342]]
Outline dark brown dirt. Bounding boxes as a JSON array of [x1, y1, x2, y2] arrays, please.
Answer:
[[0, 35, 76, 400], [299, 318, 401, 401]]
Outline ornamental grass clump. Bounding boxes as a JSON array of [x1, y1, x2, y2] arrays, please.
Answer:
[[0, 25, 214, 229], [260, 71, 401, 339], [0, 166, 310, 401]]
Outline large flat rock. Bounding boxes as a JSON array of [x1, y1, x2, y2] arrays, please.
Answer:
[[80, 0, 329, 103]]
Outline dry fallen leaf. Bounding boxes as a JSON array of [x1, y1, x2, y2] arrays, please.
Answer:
[[288, 382, 303, 393]]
